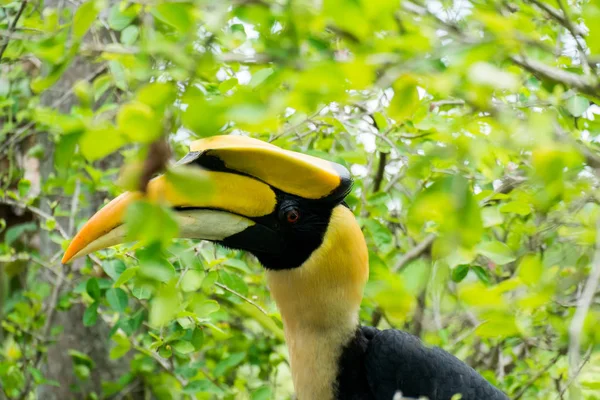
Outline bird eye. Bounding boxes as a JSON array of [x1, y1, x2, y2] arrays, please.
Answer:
[[285, 208, 300, 224]]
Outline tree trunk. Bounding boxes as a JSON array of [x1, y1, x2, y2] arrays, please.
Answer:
[[35, 3, 131, 399]]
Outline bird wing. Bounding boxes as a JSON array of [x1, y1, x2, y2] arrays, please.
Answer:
[[363, 328, 508, 400]]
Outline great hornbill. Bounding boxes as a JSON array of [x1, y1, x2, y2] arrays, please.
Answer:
[[62, 135, 508, 400]]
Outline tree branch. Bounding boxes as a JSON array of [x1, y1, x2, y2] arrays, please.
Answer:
[[510, 55, 600, 99], [0, 1, 28, 60], [524, 0, 586, 37], [556, 0, 594, 74], [392, 233, 436, 273], [0, 198, 69, 239], [372, 152, 388, 193]]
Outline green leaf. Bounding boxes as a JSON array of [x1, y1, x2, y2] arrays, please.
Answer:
[[517, 254, 543, 286], [152, 4, 193, 32], [5, 222, 36, 246], [214, 352, 246, 377], [74, 364, 90, 381], [172, 341, 195, 355], [102, 260, 126, 281], [181, 87, 225, 137], [249, 68, 274, 88], [183, 380, 222, 394], [79, 125, 126, 162], [114, 266, 139, 287], [86, 278, 101, 300], [131, 285, 151, 300], [566, 95, 590, 117], [472, 265, 491, 285], [68, 349, 95, 367], [83, 302, 98, 327], [158, 346, 172, 358], [110, 331, 131, 359], [120, 25, 139, 45], [55, 133, 81, 170], [106, 288, 128, 312], [192, 299, 220, 318], [125, 201, 179, 247], [117, 102, 162, 143], [481, 206, 503, 227], [18, 179, 30, 198], [149, 284, 180, 327], [73, 1, 100, 39], [389, 75, 419, 123], [165, 166, 213, 201], [499, 201, 531, 216], [181, 269, 205, 292], [137, 246, 177, 283], [108, 4, 138, 31], [252, 386, 273, 400], [136, 82, 176, 112], [191, 328, 204, 350], [451, 264, 469, 282], [219, 270, 248, 297], [476, 241, 516, 265]]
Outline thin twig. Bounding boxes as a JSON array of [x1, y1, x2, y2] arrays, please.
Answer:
[[0, 64, 108, 155], [555, 0, 593, 74], [215, 282, 268, 315], [554, 122, 600, 169], [132, 342, 187, 386], [392, 233, 436, 272], [524, 0, 585, 37], [269, 106, 327, 142], [0, 1, 28, 60], [567, 218, 600, 385], [557, 348, 592, 399], [429, 99, 466, 110], [513, 351, 564, 400], [0, 198, 69, 239], [68, 179, 80, 236]]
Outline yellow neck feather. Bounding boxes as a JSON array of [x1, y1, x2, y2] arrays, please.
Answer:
[[266, 205, 369, 400]]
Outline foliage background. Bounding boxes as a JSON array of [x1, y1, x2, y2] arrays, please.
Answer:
[[2, 0, 600, 399]]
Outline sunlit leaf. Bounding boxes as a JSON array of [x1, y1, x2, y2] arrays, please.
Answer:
[[476, 241, 516, 265]]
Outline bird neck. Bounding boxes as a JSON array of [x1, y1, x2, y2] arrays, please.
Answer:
[[266, 206, 369, 400]]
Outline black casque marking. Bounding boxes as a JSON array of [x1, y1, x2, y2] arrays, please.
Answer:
[[181, 151, 353, 203], [221, 191, 335, 270], [173, 150, 352, 270]]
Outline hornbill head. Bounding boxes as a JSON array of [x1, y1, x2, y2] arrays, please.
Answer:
[[62, 136, 369, 320]]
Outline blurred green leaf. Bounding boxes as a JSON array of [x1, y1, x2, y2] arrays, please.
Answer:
[[73, 1, 100, 39], [517, 254, 543, 286], [566, 95, 590, 117], [106, 288, 128, 312], [451, 264, 469, 282], [83, 302, 98, 327], [476, 241, 516, 265], [86, 278, 101, 301], [389, 75, 419, 123]]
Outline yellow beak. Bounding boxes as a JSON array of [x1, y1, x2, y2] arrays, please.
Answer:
[[62, 135, 351, 264]]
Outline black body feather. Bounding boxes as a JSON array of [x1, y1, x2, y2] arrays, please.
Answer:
[[335, 326, 508, 400]]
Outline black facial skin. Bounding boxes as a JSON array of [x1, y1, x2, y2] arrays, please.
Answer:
[[176, 151, 350, 270], [221, 191, 335, 270]]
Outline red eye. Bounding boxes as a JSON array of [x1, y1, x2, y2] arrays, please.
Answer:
[[286, 209, 300, 224]]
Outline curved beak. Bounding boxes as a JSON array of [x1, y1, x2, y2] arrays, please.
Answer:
[[61, 168, 278, 264], [62, 134, 353, 264]]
